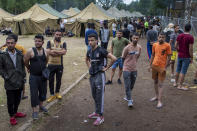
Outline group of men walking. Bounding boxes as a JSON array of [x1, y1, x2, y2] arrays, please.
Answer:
[[86, 21, 194, 126], [0, 30, 67, 125]]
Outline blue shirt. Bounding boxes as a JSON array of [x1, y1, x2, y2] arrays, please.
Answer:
[[85, 29, 98, 46]]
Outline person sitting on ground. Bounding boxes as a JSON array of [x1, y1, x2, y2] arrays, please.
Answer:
[[45, 26, 52, 37]]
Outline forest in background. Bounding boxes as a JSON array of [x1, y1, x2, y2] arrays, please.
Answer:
[[0, 0, 174, 16]]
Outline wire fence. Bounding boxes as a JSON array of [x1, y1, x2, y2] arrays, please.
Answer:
[[160, 16, 197, 36]]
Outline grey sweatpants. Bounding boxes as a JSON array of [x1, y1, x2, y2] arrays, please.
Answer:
[[123, 71, 137, 101], [89, 72, 105, 116]]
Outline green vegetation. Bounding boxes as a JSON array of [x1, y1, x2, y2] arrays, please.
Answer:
[[0, 0, 179, 16]]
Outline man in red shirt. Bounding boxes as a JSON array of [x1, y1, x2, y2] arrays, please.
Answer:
[[174, 24, 194, 90]]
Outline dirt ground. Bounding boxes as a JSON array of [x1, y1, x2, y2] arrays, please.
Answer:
[[28, 38, 197, 131], [0, 35, 87, 130]]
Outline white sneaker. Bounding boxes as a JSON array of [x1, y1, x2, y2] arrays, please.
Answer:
[[171, 79, 175, 83], [128, 100, 133, 107], [93, 116, 104, 126]]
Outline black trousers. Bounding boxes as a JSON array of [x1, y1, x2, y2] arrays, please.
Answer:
[[6, 89, 22, 117], [29, 75, 47, 107], [48, 65, 63, 95]]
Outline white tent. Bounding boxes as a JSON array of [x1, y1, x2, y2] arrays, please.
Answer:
[[107, 7, 123, 19]]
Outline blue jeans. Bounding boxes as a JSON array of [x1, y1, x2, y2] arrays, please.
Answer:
[[147, 42, 152, 60], [112, 58, 123, 69], [123, 71, 137, 100], [176, 57, 191, 75], [112, 30, 116, 38]]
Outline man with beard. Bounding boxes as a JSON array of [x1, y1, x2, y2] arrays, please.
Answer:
[[122, 33, 141, 107], [46, 30, 67, 102], [149, 32, 171, 109], [106, 30, 130, 85], [0, 35, 26, 125], [24, 34, 49, 120]]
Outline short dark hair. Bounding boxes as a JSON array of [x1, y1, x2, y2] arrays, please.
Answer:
[[8, 34, 18, 42], [35, 34, 44, 41], [174, 24, 179, 28], [117, 29, 123, 33], [88, 33, 98, 40], [159, 32, 166, 36], [133, 33, 140, 37], [55, 29, 62, 33], [185, 23, 191, 32]]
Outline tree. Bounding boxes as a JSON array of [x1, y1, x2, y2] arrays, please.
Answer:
[[97, 0, 123, 10]]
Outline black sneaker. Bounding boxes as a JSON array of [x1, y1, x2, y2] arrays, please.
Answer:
[[117, 79, 122, 84], [39, 106, 48, 113], [106, 80, 112, 85]]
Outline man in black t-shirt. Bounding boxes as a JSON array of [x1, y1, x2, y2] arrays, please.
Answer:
[[86, 33, 116, 126]]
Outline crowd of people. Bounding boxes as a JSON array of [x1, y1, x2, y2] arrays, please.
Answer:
[[0, 16, 195, 127], [84, 18, 194, 126]]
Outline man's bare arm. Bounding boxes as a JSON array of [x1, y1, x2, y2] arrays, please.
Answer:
[[52, 49, 67, 55], [189, 44, 193, 58], [137, 47, 141, 59], [165, 55, 171, 69], [103, 53, 117, 71], [175, 41, 179, 51], [85, 56, 91, 69], [110, 42, 113, 54], [24, 49, 32, 72], [189, 44, 193, 63]]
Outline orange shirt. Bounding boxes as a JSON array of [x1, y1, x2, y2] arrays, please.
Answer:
[[152, 42, 171, 68]]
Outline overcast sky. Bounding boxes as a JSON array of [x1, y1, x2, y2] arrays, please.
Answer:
[[123, 0, 136, 4]]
